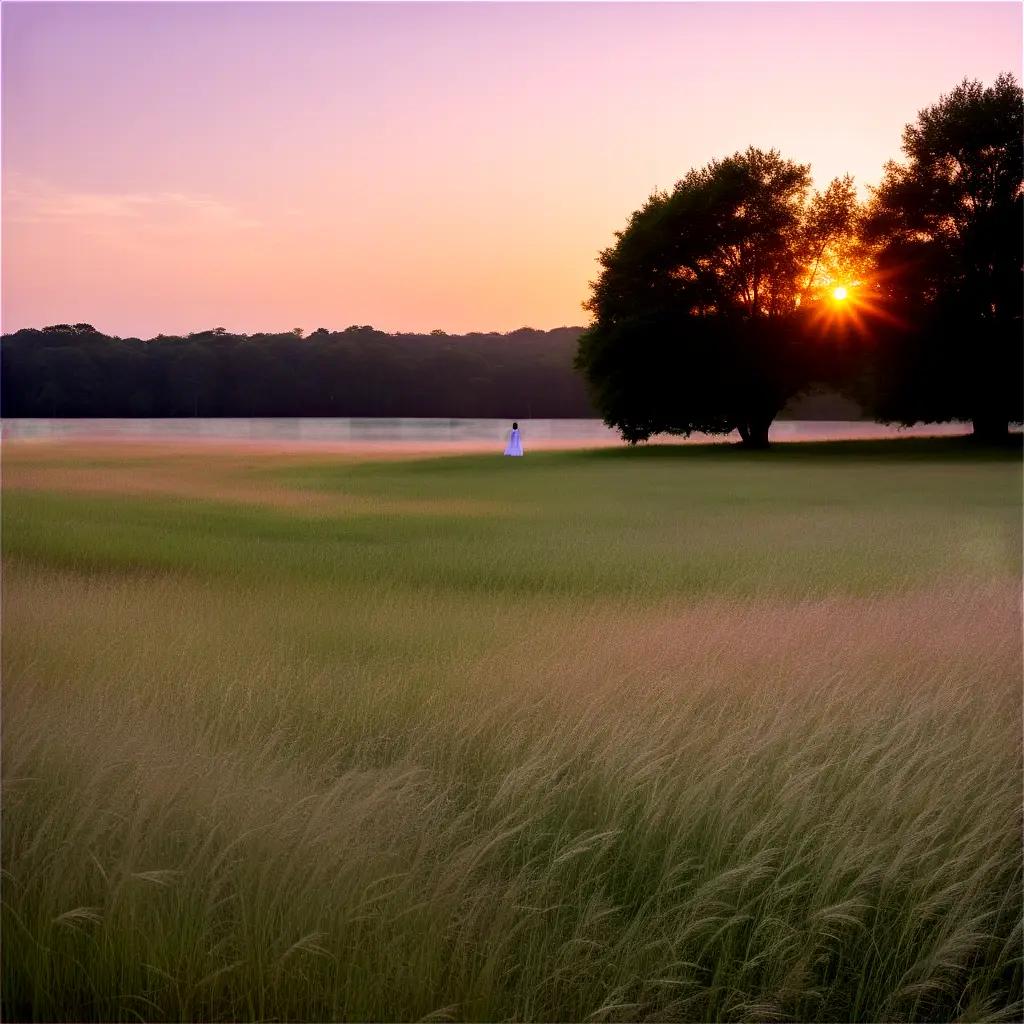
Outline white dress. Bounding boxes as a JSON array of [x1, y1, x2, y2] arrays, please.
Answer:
[[504, 428, 524, 456]]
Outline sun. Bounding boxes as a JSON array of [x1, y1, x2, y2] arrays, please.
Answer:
[[832, 286, 848, 301]]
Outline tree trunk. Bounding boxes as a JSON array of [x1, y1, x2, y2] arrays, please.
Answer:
[[971, 415, 1010, 445], [737, 412, 774, 449]]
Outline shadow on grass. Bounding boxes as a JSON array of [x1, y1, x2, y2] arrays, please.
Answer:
[[571, 434, 1024, 464], [289, 434, 1023, 482]]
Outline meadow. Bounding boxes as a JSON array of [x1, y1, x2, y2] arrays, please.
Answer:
[[2, 437, 1021, 1022]]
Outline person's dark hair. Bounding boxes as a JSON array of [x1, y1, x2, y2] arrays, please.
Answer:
[[512, 422, 518, 429]]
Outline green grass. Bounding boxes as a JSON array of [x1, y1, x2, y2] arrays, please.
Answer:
[[3, 439, 1022, 1022]]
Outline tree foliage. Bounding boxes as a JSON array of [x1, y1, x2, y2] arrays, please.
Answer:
[[862, 73, 1023, 439], [577, 148, 859, 447]]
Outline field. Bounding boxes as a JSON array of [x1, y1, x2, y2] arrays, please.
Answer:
[[2, 437, 1021, 1022]]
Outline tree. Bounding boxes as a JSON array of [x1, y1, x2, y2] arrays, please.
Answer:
[[576, 148, 858, 448], [863, 73, 1023, 442]]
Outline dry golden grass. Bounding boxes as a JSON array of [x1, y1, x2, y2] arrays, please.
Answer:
[[3, 442, 505, 517]]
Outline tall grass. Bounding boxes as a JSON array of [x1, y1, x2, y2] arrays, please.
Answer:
[[3, 441, 1021, 1021]]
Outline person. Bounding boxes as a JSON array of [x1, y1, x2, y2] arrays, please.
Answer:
[[504, 421, 523, 456]]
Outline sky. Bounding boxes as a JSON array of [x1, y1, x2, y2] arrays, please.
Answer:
[[2, 1, 1020, 338]]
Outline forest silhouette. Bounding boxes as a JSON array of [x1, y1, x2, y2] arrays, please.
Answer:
[[0, 325, 593, 420]]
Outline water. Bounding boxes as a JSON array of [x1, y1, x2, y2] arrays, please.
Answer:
[[1, 417, 975, 448]]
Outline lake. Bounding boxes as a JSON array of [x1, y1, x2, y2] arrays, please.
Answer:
[[1, 417, 975, 450]]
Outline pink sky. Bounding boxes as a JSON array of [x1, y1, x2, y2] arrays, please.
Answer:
[[2, 1, 1020, 338]]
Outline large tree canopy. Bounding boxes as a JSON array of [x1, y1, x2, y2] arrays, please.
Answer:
[[576, 148, 858, 447], [862, 73, 1023, 441]]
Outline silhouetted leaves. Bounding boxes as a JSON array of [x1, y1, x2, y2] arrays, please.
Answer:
[[577, 148, 860, 448], [862, 74, 1023, 441]]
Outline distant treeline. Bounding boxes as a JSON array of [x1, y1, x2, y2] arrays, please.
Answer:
[[0, 323, 864, 420], [0, 324, 597, 418]]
